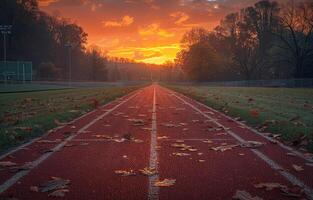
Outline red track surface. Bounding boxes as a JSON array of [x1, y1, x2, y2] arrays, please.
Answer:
[[0, 84, 312, 200]]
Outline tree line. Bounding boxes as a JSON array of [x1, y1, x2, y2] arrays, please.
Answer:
[[175, 0, 313, 81], [0, 0, 110, 81]]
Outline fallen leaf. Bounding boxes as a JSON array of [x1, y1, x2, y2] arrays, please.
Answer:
[[292, 164, 304, 172], [139, 167, 157, 176], [39, 177, 70, 192], [154, 179, 176, 187], [211, 144, 239, 152], [172, 152, 191, 156], [30, 186, 39, 192], [157, 136, 169, 140], [254, 182, 286, 191], [115, 170, 136, 176], [249, 109, 259, 118], [48, 189, 69, 197], [0, 161, 17, 167], [232, 190, 263, 200], [240, 141, 264, 148]]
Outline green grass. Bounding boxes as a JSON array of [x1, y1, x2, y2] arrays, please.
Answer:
[[0, 85, 143, 152], [165, 84, 313, 152]]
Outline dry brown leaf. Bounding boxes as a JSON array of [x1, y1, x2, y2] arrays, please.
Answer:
[[39, 178, 70, 193], [0, 161, 17, 167], [154, 179, 176, 187], [232, 190, 263, 200], [254, 182, 286, 191], [172, 152, 191, 156], [202, 139, 213, 144], [115, 170, 136, 176], [292, 164, 304, 172], [139, 167, 157, 176], [240, 141, 263, 148], [157, 136, 169, 140], [211, 144, 239, 152], [30, 186, 39, 192], [48, 189, 69, 197]]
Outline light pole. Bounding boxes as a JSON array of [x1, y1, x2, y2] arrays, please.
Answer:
[[65, 43, 72, 87], [0, 25, 12, 83]]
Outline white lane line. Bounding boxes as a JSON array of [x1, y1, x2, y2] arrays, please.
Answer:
[[171, 91, 313, 200], [0, 91, 140, 194], [177, 92, 313, 163], [148, 86, 159, 200], [0, 90, 138, 161]]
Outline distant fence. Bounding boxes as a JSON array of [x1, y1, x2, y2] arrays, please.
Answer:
[[0, 61, 33, 82], [170, 79, 313, 88]]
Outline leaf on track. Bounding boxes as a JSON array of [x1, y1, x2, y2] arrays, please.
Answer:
[[172, 152, 191, 157], [157, 136, 169, 140], [139, 167, 157, 176], [154, 179, 176, 187], [93, 134, 112, 139], [0, 161, 17, 167], [254, 182, 286, 191], [48, 189, 69, 197], [292, 164, 304, 172], [211, 144, 239, 152], [171, 143, 197, 152], [115, 170, 136, 176], [240, 141, 264, 148], [202, 139, 213, 144], [30, 186, 39, 192], [232, 190, 263, 200], [39, 177, 70, 193], [128, 119, 145, 126]]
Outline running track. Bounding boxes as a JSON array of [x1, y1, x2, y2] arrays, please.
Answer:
[[0, 84, 313, 200]]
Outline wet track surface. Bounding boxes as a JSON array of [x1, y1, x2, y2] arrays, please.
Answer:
[[0, 84, 313, 200]]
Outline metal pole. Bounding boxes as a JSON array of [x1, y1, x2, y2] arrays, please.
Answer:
[[23, 64, 25, 84], [3, 33, 6, 63], [68, 47, 72, 87]]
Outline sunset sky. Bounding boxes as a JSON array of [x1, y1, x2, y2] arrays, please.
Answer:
[[39, 0, 261, 64]]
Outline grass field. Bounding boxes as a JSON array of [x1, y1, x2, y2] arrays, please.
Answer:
[[166, 84, 313, 152], [0, 85, 142, 152]]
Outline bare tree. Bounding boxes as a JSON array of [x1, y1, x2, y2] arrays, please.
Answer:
[[274, 1, 313, 78]]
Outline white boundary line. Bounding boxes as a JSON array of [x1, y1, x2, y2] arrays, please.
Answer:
[[175, 91, 313, 163], [148, 86, 159, 200], [0, 90, 140, 194], [170, 91, 313, 199], [0, 90, 139, 161]]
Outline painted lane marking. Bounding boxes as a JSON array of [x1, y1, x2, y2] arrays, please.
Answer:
[[0, 90, 140, 161], [148, 86, 159, 200], [177, 92, 313, 163], [171, 90, 313, 200], [0, 90, 140, 194]]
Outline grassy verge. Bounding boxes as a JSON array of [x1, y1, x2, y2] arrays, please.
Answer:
[[0, 85, 143, 152], [165, 84, 313, 152]]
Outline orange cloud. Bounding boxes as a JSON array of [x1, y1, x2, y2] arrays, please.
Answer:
[[170, 12, 190, 25], [139, 23, 175, 38], [103, 15, 134, 27]]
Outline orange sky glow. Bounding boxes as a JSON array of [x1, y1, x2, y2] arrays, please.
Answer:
[[39, 0, 260, 65]]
